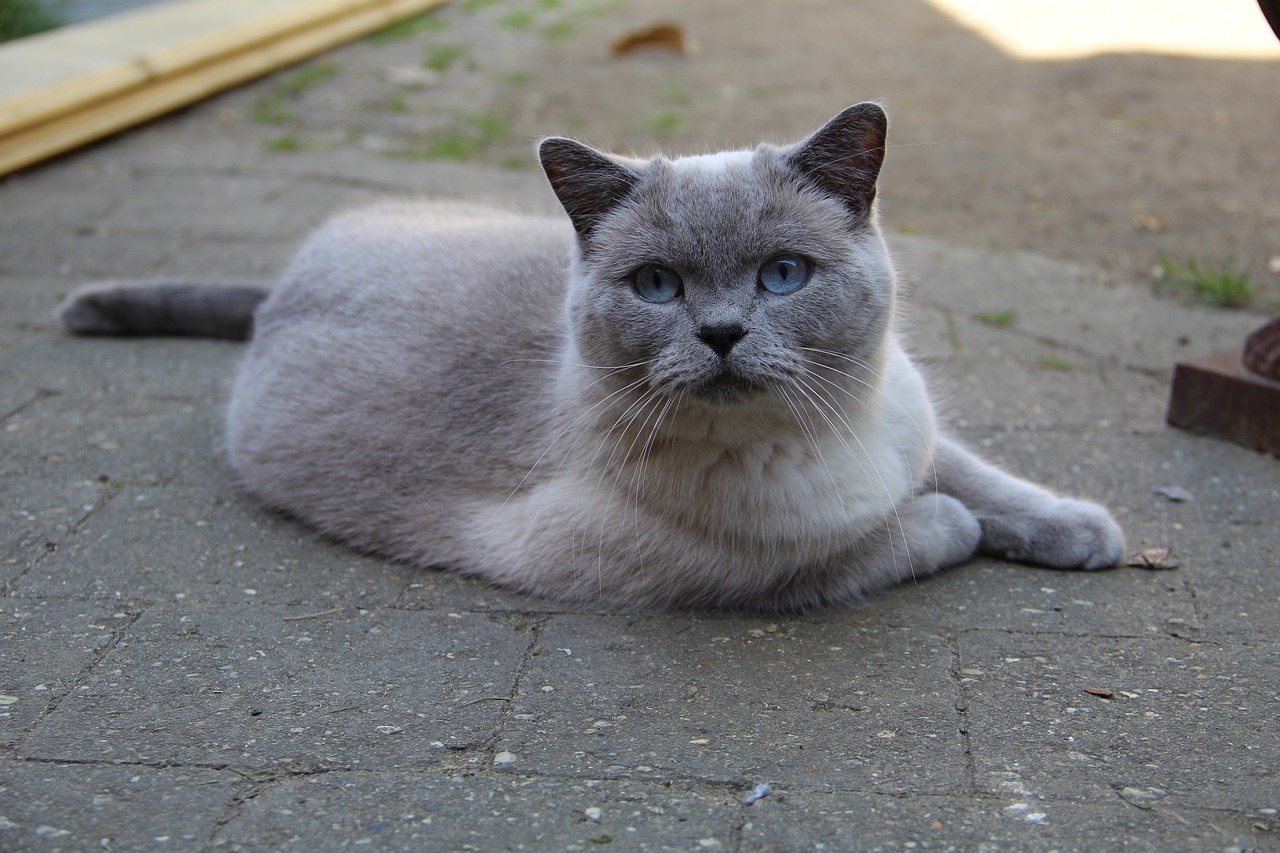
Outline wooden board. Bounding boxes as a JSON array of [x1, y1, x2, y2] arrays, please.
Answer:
[[0, 0, 448, 176]]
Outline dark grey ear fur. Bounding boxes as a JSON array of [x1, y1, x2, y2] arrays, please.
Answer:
[[538, 137, 641, 239], [785, 102, 888, 219]]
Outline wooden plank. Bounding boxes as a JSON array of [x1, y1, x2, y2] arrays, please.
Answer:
[[0, 0, 447, 176]]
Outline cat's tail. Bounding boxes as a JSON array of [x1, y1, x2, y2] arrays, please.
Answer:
[[58, 279, 271, 340]]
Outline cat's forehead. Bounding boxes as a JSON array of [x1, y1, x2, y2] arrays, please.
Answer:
[[668, 149, 755, 173]]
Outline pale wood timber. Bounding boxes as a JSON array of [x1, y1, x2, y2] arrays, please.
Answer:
[[0, 0, 448, 175]]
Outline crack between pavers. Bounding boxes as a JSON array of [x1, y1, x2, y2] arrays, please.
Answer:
[[3, 478, 124, 597], [918, 298, 1172, 381], [0, 387, 61, 424], [11, 605, 145, 749], [946, 630, 978, 798], [480, 617, 549, 761]]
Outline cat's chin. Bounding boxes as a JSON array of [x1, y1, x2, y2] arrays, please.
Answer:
[[690, 373, 765, 406]]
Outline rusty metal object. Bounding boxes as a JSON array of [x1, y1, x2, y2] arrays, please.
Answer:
[[1167, 322, 1280, 455], [1242, 316, 1280, 380]]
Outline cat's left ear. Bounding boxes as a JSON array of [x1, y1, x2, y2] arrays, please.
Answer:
[[539, 138, 641, 240], [785, 102, 887, 219]]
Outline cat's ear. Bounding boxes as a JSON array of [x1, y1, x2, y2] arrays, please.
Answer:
[[785, 102, 887, 219], [539, 138, 640, 239]]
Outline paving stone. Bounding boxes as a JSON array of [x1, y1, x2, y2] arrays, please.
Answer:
[[1159, 520, 1280, 642], [959, 631, 1280, 812], [498, 614, 969, 794], [215, 771, 735, 851], [0, 599, 125, 746], [0, 391, 224, 485], [0, 223, 171, 278], [0, 476, 106, 588], [0, 761, 238, 852], [20, 604, 528, 769], [869, 557, 1201, 639], [946, 429, 1280, 543], [909, 303, 1171, 433], [19, 484, 409, 607], [896, 236, 1264, 377], [2, 334, 239, 404], [737, 788, 1271, 853], [98, 174, 301, 239]]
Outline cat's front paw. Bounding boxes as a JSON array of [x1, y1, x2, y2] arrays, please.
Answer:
[[982, 498, 1124, 570]]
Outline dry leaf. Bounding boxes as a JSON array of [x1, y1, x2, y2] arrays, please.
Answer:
[[1083, 686, 1114, 699], [1136, 210, 1166, 232], [612, 22, 689, 57], [1131, 547, 1175, 569], [1126, 547, 1179, 570]]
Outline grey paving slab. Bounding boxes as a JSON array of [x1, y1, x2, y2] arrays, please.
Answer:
[[0, 391, 224, 485], [18, 484, 409, 607], [949, 428, 1280, 529], [894, 236, 1264, 377], [0, 599, 126, 746], [215, 771, 736, 852], [959, 631, 1280, 813], [96, 174, 303, 239], [19, 604, 529, 769], [868, 558, 1200, 639], [0, 761, 239, 852], [0, 223, 171, 278], [907, 303, 1171, 433], [498, 614, 969, 794], [736, 788, 1270, 853], [1166, 520, 1280, 641], [0, 477, 106, 588], [2, 334, 238, 403], [0, 277, 71, 339]]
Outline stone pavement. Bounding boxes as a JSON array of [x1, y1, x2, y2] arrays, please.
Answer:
[[2, 1, 1278, 851]]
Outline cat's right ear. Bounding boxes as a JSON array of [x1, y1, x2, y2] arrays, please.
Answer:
[[538, 138, 640, 239], [785, 102, 888, 220]]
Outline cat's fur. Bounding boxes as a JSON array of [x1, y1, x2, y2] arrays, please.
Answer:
[[60, 103, 1124, 611]]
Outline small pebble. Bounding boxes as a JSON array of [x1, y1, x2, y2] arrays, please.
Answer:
[[493, 751, 516, 765], [584, 807, 602, 822]]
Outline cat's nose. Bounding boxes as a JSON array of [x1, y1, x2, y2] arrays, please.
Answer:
[[698, 324, 747, 358]]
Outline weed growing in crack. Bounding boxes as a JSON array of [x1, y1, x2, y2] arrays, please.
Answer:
[[1156, 254, 1254, 308]]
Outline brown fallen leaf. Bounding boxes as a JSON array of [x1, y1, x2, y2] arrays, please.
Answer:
[[1126, 547, 1179, 570], [1083, 686, 1114, 699], [612, 22, 690, 57], [1135, 210, 1166, 233]]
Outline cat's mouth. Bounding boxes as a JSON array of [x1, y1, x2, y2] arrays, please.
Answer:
[[694, 371, 763, 403]]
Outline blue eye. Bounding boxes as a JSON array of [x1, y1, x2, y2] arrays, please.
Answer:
[[759, 254, 812, 294], [632, 264, 683, 303]]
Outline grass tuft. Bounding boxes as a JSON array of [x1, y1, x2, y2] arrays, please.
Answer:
[[423, 43, 467, 72], [368, 12, 445, 43], [976, 309, 1017, 328], [0, 0, 61, 42], [1156, 254, 1254, 308]]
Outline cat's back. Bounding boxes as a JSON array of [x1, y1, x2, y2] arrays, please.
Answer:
[[259, 201, 571, 331], [227, 201, 574, 526]]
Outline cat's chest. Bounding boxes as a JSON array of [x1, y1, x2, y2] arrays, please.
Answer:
[[636, 425, 919, 545]]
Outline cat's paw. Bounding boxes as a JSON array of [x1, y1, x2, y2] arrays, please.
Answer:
[[981, 497, 1124, 570], [917, 492, 982, 569]]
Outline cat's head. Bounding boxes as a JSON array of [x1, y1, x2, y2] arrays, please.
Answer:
[[539, 103, 895, 409]]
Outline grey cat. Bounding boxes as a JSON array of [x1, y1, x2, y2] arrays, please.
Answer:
[[60, 103, 1124, 611]]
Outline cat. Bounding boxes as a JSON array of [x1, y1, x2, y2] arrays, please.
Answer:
[[59, 102, 1125, 612]]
